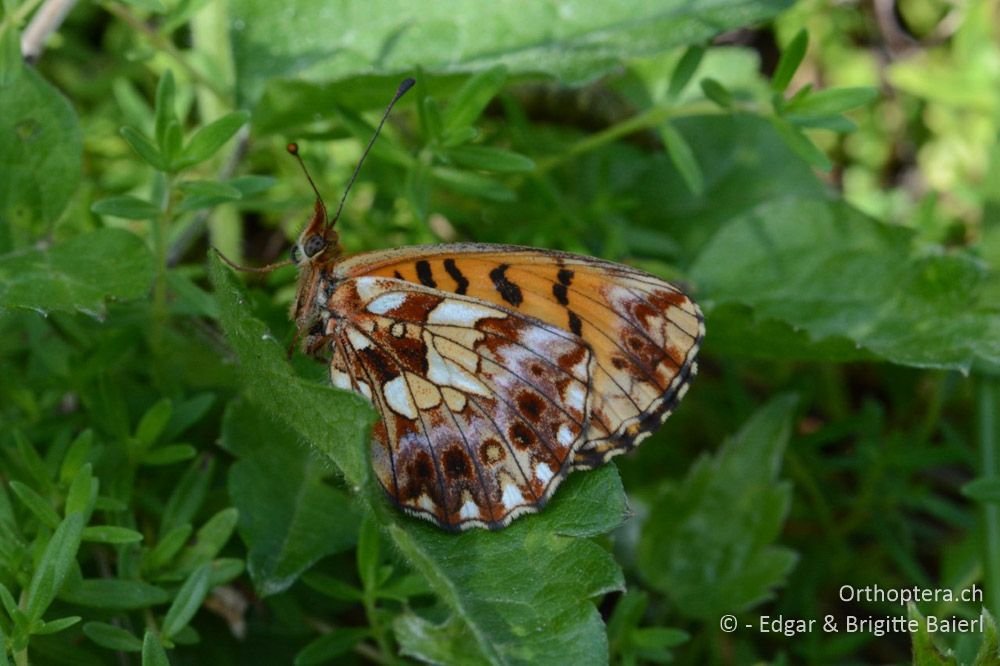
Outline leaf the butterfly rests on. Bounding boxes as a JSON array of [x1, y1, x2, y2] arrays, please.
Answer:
[[227, 79, 703, 530]]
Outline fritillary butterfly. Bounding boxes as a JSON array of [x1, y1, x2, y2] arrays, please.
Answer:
[[241, 79, 703, 530]]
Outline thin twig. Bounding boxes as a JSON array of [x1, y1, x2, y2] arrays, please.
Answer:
[[19, 0, 76, 61]]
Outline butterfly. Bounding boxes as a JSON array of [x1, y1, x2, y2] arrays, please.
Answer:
[[229, 79, 703, 531]]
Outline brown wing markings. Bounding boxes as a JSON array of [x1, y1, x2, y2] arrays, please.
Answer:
[[436, 386, 500, 526], [463, 391, 542, 505], [617, 282, 702, 342], [344, 325, 452, 524]]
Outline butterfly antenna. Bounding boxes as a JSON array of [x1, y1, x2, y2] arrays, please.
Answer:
[[330, 77, 415, 224], [213, 247, 293, 274], [286, 142, 327, 214]]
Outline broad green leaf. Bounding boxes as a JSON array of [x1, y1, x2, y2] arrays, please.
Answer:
[[395, 613, 489, 666], [83, 622, 144, 652], [208, 252, 376, 487], [142, 631, 170, 666], [91, 195, 161, 220], [60, 579, 171, 610], [442, 145, 535, 173], [0, 66, 82, 246], [294, 627, 370, 666], [771, 29, 807, 93], [241, 0, 794, 123], [388, 466, 626, 665], [25, 512, 85, 623], [176, 111, 250, 169], [161, 564, 211, 639], [0, 228, 154, 316], [222, 399, 360, 597], [691, 197, 1000, 371], [637, 395, 799, 619]]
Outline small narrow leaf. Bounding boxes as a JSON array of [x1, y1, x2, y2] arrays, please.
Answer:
[[141, 445, 197, 466], [700, 78, 733, 108], [783, 86, 879, 117], [91, 195, 161, 220], [443, 145, 535, 173], [9, 481, 60, 529], [142, 631, 170, 666], [768, 116, 831, 171], [432, 167, 514, 201], [136, 399, 173, 447], [154, 70, 177, 152], [668, 45, 705, 97], [160, 454, 214, 537], [81, 526, 144, 544], [294, 628, 370, 666], [83, 622, 144, 652], [442, 65, 508, 134], [60, 579, 170, 610], [772, 29, 808, 93], [963, 477, 1000, 503], [64, 463, 97, 518], [177, 111, 249, 168], [59, 430, 94, 485], [120, 126, 167, 170], [161, 564, 211, 639], [32, 615, 81, 635], [25, 512, 85, 622], [660, 121, 704, 196]]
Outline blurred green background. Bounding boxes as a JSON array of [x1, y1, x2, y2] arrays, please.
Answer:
[[1, 0, 1000, 664]]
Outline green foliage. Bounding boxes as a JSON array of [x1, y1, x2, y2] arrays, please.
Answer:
[[2, 0, 998, 664]]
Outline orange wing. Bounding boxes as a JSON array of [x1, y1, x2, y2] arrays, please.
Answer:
[[333, 244, 704, 470]]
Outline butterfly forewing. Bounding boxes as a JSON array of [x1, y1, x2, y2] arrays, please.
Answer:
[[333, 244, 704, 474], [324, 276, 595, 530]]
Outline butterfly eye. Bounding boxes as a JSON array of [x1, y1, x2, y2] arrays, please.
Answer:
[[290, 245, 301, 263], [303, 234, 326, 258]]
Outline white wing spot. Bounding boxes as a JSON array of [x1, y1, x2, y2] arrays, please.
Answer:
[[331, 368, 353, 390], [459, 499, 479, 520], [346, 328, 371, 350], [384, 375, 418, 419], [565, 383, 586, 412], [367, 292, 408, 315], [501, 484, 524, 509], [427, 299, 502, 326], [558, 424, 575, 447], [535, 463, 554, 485]]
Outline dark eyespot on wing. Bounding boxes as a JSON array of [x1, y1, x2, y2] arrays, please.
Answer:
[[443, 258, 470, 295], [415, 260, 436, 288], [489, 263, 523, 306]]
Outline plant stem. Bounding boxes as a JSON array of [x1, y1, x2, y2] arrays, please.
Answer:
[[150, 174, 174, 347], [13, 648, 27, 666], [362, 591, 396, 665], [978, 375, 1000, 616]]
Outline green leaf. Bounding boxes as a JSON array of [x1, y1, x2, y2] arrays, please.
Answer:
[[142, 631, 170, 666], [432, 167, 514, 201], [176, 180, 243, 213], [160, 454, 214, 537], [25, 512, 85, 623], [120, 0, 168, 11], [772, 29, 808, 93], [60, 579, 171, 610], [964, 477, 1000, 503], [782, 86, 879, 117], [83, 622, 144, 652], [0, 66, 82, 244], [973, 608, 1000, 666], [161, 564, 211, 639], [144, 524, 193, 574], [637, 395, 799, 619], [9, 481, 60, 529], [141, 444, 197, 466], [395, 613, 489, 665], [208, 252, 376, 488], [32, 615, 80, 635], [81, 526, 144, 544], [176, 111, 249, 169], [235, 0, 793, 107], [301, 572, 363, 602], [294, 628, 369, 666], [0, 618, 8, 666], [0, 228, 155, 316], [909, 604, 959, 665], [692, 197, 1000, 371], [153, 70, 177, 153], [222, 400, 361, 597], [136, 399, 173, 448], [174, 507, 239, 571], [388, 466, 626, 665], [442, 145, 535, 173], [64, 463, 97, 518], [767, 116, 831, 170], [59, 430, 94, 485], [659, 121, 703, 196], [668, 45, 705, 97], [442, 65, 508, 134], [0, 24, 21, 87], [91, 195, 161, 220], [120, 126, 167, 171], [356, 513, 380, 593], [700, 78, 733, 108]]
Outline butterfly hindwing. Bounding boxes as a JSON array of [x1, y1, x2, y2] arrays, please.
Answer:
[[334, 244, 704, 470], [325, 276, 594, 530]]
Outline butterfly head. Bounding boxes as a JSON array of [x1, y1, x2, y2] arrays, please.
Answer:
[[288, 192, 341, 269]]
